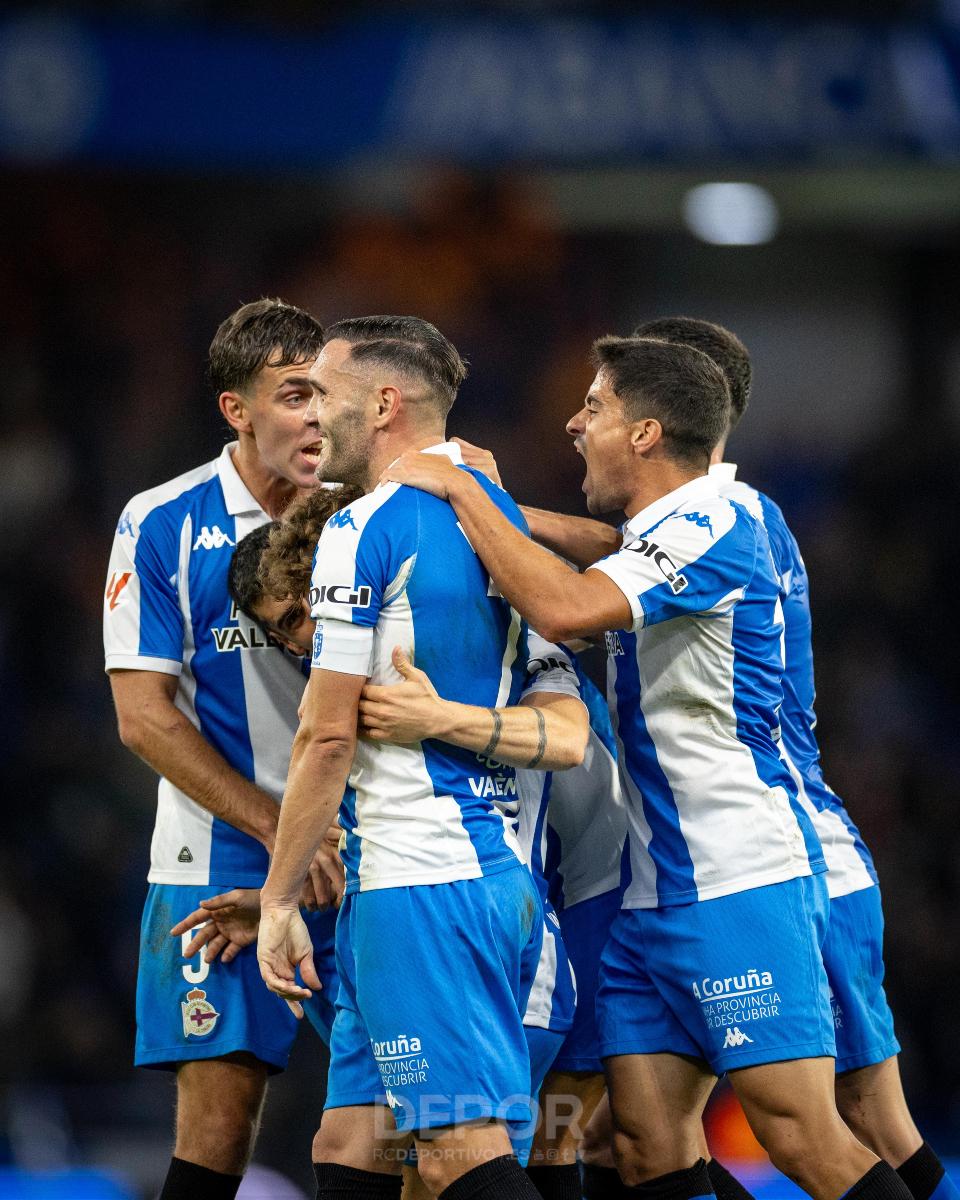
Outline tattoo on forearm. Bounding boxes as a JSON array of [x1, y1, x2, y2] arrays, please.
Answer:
[[526, 708, 547, 770], [482, 708, 503, 759]]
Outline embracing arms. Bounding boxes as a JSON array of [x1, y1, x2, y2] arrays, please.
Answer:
[[359, 647, 588, 770]]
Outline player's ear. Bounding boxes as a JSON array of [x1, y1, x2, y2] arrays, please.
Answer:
[[630, 417, 663, 455], [219, 390, 254, 435], [375, 385, 402, 429]]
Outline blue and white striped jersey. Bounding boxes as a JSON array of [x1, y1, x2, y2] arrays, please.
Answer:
[[515, 636, 625, 1033], [710, 464, 877, 899], [512, 635, 584, 1034], [590, 473, 826, 909], [103, 444, 308, 887], [517, 638, 627, 914], [309, 442, 530, 895]]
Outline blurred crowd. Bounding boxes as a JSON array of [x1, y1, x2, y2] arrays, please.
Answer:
[[2, 165, 959, 1185]]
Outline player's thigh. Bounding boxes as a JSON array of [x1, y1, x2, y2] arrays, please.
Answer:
[[606, 1052, 716, 1181], [136, 883, 303, 1073], [834, 1056, 921, 1165], [174, 1053, 268, 1169], [533, 1069, 606, 1160], [350, 869, 540, 1140], [822, 886, 900, 1074]]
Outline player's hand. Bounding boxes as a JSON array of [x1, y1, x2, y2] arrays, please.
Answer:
[[359, 647, 448, 744], [170, 888, 261, 964], [257, 904, 321, 1018], [301, 825, 345, 911], [380, 452, 462, 499], [451, 437, 502, 487]]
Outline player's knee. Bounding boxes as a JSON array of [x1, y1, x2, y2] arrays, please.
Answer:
[[313, 1116, 355, 1163]]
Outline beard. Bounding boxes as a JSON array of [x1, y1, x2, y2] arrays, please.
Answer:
[[315, 421, 371, 491]]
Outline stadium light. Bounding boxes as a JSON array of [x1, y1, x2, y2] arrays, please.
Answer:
[[682, 182, 779, 245]]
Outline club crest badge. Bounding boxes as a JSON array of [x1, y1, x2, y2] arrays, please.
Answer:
[[181, 988, 220, 1038]]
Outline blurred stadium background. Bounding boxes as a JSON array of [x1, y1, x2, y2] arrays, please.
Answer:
[[2, 0, 960, 1195]]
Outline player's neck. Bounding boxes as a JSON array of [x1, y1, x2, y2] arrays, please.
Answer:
[[361, 427, 448, 494], [623, 458, 705, 519], [231, 439, 299, 519]]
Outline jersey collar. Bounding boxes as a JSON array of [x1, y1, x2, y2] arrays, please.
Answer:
[[419, 441, 465, 465], [216, 443, 267, 517], [708, 461, 738, 484], [623, 473, 720, 540]]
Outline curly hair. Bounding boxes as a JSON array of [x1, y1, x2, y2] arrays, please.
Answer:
[[259, 484, 363, 601]]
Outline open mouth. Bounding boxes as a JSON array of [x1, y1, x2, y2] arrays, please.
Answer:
[[300, 439, 325, 465]]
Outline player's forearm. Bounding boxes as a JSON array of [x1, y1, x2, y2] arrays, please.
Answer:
[[434, 698, 587, 770], [119, 702, 279, 849], [520, 506, 622, 568], [260, 731, 353, 908]]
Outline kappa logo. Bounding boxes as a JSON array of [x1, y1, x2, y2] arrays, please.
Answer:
[[723, 1027, 754, 1049], [668, 511, 715, 537], [193, 525, 235, 551], [626, 537, 688, 594], [327, 509, 358, 532], [105, 571, 132, 611], [181, 988, 220, 1037], [117, 511, 137, 537]]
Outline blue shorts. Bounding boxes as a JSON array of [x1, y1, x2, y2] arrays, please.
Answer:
[[553, 888, 621, 1073], [324, 864, 543, 1135], [822, 886, 900, 1073], [524, 904, 577, 1038], [506, 1024, 567, 1167], [135, 883, 338, 1071], [597, 875, 835, 1074]]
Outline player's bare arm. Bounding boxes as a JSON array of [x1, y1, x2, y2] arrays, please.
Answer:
[[381, 454, 631, 642], [359, 645, 588, 769], [109, 669, 280, 850], [520, 506, 622, 568], [257, 667, 364, 1015]]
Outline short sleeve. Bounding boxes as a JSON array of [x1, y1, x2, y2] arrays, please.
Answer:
[[308, 491, 415, 676], [521, 633, 583, 701], [589, 505, 754, 632], [103, 506, 184, 675]]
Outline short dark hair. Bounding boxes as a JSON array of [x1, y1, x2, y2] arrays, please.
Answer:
[[228, 522, 278, 619], [322, 315, 467, 416], [208, 299, 324, 395], [633, 316, 751, 431], [591, 336, 730, 467]]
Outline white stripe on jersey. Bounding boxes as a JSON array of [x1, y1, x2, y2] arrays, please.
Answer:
[[150, 511, 215, 883]]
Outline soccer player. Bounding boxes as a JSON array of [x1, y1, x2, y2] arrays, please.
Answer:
[[104, 300, 340, 1200], [227, 500, 589, 1197], [383, 335, 914, 1200], [253, 316, 556, 1200], [629, 316, 957, 1200], [447, 439, 629, 1199]]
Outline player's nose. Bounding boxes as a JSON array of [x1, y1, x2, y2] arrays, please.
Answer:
[[566, 408, 586, 437], [303, 394, 320, 426]]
